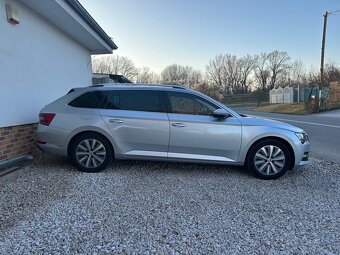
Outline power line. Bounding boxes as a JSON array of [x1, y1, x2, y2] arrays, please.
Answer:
[[329, 9, 340, 15]]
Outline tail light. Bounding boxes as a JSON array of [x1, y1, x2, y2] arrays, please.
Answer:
[[39, 113, 56, 126]]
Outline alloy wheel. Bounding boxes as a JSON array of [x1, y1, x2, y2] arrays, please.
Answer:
[[254, 145, 285, 175], [75, 139, 106, 168]]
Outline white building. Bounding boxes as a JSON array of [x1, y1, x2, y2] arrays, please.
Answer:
[[0, 0, 117, 164]]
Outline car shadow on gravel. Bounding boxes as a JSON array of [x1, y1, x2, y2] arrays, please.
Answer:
[[43, 154, 253, 178], [32, 152, 311, 181]]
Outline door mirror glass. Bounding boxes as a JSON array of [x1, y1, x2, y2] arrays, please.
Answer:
[[212, 109, 231, 119]]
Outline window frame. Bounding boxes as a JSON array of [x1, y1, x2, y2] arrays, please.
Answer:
[[164, 91, 220, 116]]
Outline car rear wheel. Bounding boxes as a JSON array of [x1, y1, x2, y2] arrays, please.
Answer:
[[70, 133, 113, 173], [247, 139, 291, 179]]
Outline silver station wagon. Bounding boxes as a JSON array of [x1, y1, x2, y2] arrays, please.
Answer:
[[37, 84, 310, 179]]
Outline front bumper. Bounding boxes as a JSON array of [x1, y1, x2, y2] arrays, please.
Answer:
[[294, 140, 310, 167]]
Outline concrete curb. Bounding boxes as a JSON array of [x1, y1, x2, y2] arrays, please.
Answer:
[[0, 155, 33, 178]]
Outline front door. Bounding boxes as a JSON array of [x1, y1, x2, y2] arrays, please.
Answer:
[[165, 91, 242, 162]]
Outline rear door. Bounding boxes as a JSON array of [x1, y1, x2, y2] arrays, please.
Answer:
[[165, 91, 242, 162], [99, 89, 170, 158]]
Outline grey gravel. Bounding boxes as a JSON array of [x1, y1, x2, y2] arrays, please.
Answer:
[[0, 153, 339, 254]]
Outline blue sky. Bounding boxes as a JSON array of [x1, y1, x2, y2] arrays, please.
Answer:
[[79, 0, 340, 72]]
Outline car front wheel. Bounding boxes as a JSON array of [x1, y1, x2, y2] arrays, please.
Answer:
[[247, 139, 291, 179], [70, 133, 113, 173]]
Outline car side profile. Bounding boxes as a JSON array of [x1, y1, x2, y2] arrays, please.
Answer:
[[37, 84, 310, 179]]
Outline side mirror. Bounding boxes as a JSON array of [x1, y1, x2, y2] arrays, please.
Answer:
[[212, 109, 231, 119]]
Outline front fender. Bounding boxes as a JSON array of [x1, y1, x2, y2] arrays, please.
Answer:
[[238, 125, 300, 164]]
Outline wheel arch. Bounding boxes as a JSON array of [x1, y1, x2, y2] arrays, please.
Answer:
[[244, 136, 296, 170], [67, 130, 116, 157]]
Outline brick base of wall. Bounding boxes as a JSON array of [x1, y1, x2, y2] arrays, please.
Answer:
[[0, 123, 37, 161]]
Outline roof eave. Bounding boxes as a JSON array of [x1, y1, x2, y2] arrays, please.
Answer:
[[65, 0, 118, 50]]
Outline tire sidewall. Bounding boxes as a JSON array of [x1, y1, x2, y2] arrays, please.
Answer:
[[70, 133, 113, 173], [247, 139, 291, 180]]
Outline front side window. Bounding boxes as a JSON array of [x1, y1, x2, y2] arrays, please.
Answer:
[[166, 92, 217, 116], [68, 91, 106, 108], [119, 90, 163, 112]]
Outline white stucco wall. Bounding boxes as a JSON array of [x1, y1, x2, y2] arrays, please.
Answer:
[[0, 0, 93, 127]]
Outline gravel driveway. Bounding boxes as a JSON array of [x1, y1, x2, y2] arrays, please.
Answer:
[[0, 154, 339, 254]]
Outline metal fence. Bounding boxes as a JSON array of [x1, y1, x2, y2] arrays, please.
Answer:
[[222, 92, 269, 106]]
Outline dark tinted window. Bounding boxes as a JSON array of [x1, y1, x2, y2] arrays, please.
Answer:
[[69, 91, 106, 108], [104, 91, 120, 109], [120, 90, 163, 112], [166, 92, 217, 116]]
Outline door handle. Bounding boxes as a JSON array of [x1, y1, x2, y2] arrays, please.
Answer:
[[171, 123, 186, 128], [109, 119, 124, 123]]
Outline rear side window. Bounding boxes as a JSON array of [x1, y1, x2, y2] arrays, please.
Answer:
[[104, 91, 120, 109], [119, 90, 163, 112], [68, 91, 106, 108]]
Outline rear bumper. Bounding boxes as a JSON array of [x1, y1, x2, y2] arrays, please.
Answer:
[[36, 124, 70, 156]]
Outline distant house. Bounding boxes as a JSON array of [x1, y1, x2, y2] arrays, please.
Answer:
[[92, 73, 133, 84], [0, 0, 117, 165]]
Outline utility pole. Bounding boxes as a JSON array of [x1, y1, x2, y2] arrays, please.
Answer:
[[311, 9, 339, 112], [320, 11, 328, 90], [314, 11, 328, 112]]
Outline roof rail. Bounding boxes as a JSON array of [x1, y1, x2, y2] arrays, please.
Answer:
[[89, 83, 188, 89], [140, 84, 187, 89]]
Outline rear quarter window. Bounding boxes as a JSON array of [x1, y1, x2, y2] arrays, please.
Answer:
[[68, 91, 106, 108]]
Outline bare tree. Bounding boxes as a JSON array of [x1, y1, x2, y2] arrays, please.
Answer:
[[307, 65, 320, 86], [224, 54, 242, 94], [276, 68, 292, 87], [92, 55, 139, 80], [161, 64, 202, 88], [290, 59, 306, 86], [254, 53, 270, 91], [307, 61, 340, 86], [206, 54, 244, 94], [324, 61, 340, 84], [135, 67, 160, 84], [194, 83, 222, 101], [238, 54, 256, 93], [206, 54, 225, 89], [267, 51, 291, 89]]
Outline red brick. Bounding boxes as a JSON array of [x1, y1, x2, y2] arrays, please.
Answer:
[[2, 149, 12, 154], [0, 123, 37, 160]]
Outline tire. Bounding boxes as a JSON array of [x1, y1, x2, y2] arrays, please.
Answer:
[[247, 139, 291, 180], [69, 133, 113, 173]]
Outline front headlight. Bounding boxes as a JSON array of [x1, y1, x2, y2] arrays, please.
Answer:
[[295, 132, 309, 144]]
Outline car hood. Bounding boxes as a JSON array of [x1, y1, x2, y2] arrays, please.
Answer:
[[239, 116, 304, 133]]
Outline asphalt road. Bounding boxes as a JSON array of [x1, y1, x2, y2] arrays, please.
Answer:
[[231, 107, 340, 164]]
